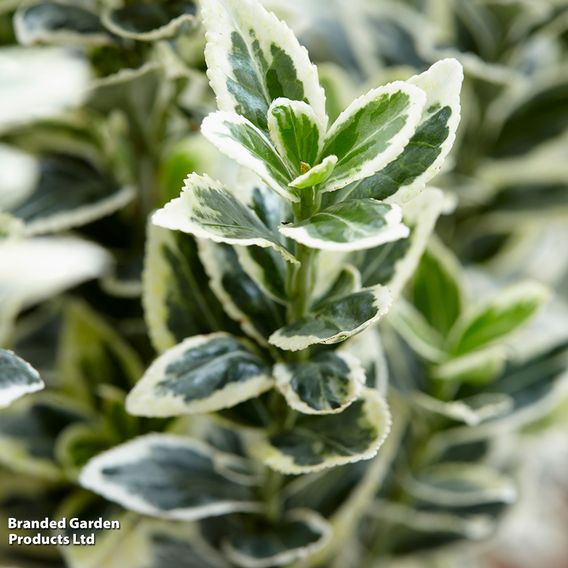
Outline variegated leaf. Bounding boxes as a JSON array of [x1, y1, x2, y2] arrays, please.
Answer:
[[14, 2, 111, 46], [223, 509, 331, 568], [274, 351, 365, 415], [345, 59, 463, 201], [101, 2, 197, 41], [267, 98, 323, 175], [201, 112, 296, 202], [201, 0, 326, 131], [153, 173, 296, 263], [279, 199, 409, 251], [199, 241, 285, 346], [235, 186, 289, 303], [405, 463, 517, 511], [126, 333, 273, 417], [320, 81, 426, 192], [269, 287, 391, 351], [80, 434, 261, 521], [0, 47, 89, 132], [143, 223, 238, 353], [0, 349, 44, 409], [412, 392, 513, 426], [253, 388, 391, 474], [6, 153, 134, 237], [449, 282, 550, 355]]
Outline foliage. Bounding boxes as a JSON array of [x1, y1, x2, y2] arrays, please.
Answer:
[[0, 1, 567, 567]]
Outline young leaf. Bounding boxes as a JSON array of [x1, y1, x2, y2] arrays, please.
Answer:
[[223, 509, 331, 568], [126, 333, 273, 417], [320, 81, 426, 192], [450, 282, 550, 355], [201, 112, 297, 201], [432, 346, 506, 385], [253, 388, 391, 474], [279, 199, 409, 251], [269, 287, 391, 351], [80, 434, 261, 521], [274, 352, 365, 415], [289, 155, 338, 190], [152, 173, 297, 264], [345, 58, 463, 201], [410, 240, 463, 337], [143, 224, 238, 353], [0, 349, 44, 409], [199, 241, 286, 346], [201, 0, 327, 131], [267, 98, 322, 174]]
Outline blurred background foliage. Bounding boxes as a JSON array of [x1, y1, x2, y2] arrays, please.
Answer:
[[0, 1, 567, 567]]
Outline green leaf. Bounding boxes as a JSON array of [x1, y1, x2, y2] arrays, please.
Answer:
[[80, 434, 261, 520], [410, 239, 463, 337], [126, 333, 273, 417], [320, 81, 426, 192], [14, 2, 111, 46], [432, 347, 506, 385], [0, 349, 44, 409], [269, 287, 391, 351], [345, 59, 463, 201], [201, 112, 297, 202], [223, 509, 330, 568], [153, 173, 296, 264], [7, 153, 134, 236], [267, 98, 322, 175], [101, 2, 197, 41], [201, 0, 327, 131], [279, 199, 409, 251], [56, 301, 144, 407], [274, 351, 365, 415], [450, 282, 550, 355], [254, 388, 391, 474], [199, 241, 286, 346], [143, 223, 238, 353], [289, 155, 338, 190]]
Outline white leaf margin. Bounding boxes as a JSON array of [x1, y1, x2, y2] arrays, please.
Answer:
[[79, 434, 262, 521], [201, 0, 328, 131], [322, 81, 427, 192], [0, 349, 44, 409], [274, 351, 365, 415], [222, 509, 331, 568], [252, 388, 392, 474], [269, 286, 392, 352], [126, 333, 274, 417], [279, 202, 410, 252]]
